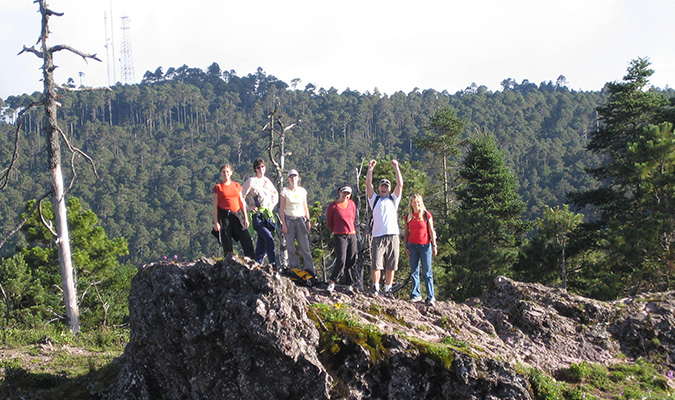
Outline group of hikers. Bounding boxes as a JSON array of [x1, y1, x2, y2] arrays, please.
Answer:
[[212, 158, 437, 306]]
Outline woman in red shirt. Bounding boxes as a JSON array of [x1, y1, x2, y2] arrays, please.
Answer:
[[404, 194, 437, 306], [325, 185, 360, 293], [212, 164, 255, 258]]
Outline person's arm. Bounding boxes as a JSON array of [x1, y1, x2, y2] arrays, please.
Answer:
[[392, 159, 403, 199], [239, 188, 249, 227], [268, 178, 279, 209], [303, 193, 311, 231], [403, 216, 411, 257], [366, 159, 376, 201], [241, 178, 253, 210], [428, 214, 438, 256], [212, 191, 220, 231]]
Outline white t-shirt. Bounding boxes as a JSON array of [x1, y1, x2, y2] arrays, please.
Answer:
[[243, 176, 279, 210], [281, 186, 307, 218], [369, 193, 401, 237]]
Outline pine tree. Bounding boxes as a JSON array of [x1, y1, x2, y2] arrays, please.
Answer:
[[569, 58, 673, 291], [447, 135, 531, 300]]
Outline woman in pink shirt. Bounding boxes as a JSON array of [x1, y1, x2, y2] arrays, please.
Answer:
[[325, 185, 359, 293], [404, 194, 437, 306]]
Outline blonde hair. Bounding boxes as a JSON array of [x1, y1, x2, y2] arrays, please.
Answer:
[[406, 194, 427, 223]]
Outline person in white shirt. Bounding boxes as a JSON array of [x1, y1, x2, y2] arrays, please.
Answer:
[[279, 169, 315, 275], [366, 159, 403, 296], [242, 158, 279, 267]]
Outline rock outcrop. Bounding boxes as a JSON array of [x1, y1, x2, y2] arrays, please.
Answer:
[[105, 256, 329, 400], [104, 256, 675, 399]]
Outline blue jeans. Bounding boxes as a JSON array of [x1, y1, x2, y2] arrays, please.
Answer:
[[252, 213, 276, 266], [407, 242, 434, 300]]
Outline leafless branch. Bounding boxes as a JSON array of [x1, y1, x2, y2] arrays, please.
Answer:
[[67, 151, 77, 192], [283, 119, 301, 132], [57, 125, 99, 180], [51, 44, 101, 63], [17, 45, 43, 58], [42, 5, 64, 18], [1, 99, 45, 190], [0, 191, 52, 250], [39, 195, 57, 237]]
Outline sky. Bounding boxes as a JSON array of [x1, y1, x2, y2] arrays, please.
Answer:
[[1, 0, 674, 100]]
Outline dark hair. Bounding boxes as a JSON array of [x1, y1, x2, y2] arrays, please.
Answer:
[[253, 158, 266, 171]]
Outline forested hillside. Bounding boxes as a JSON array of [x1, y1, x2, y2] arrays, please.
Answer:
[[1, 64, 607, 268]]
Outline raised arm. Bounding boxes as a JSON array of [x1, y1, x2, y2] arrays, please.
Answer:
[[392, 160, 403, 199], [366, 159, 376, 200]]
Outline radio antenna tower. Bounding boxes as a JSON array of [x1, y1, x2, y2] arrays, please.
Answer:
[[120, 15, 136, 84], [103, 8, 116, 86]]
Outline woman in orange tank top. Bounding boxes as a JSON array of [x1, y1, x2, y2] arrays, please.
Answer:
[[212, 164, 255, 258]]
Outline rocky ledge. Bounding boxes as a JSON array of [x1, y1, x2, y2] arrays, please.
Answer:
[[102, 256, 675, 399]]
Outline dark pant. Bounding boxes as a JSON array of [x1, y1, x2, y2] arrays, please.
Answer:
[[218, 208, 254, 258], [252, 212, 276, 265], [330, 233, 359, 286]]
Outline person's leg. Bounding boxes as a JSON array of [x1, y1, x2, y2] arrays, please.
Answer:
[[219, 213, 234, 255], [239, 229, 256, 259], [296, 219, 315, 275], [344, 234, 359, 287], [330, 234, 348, 283], [252, 213, 267, 264], [261, 225, 276, 266], [408, 243, 422, 298], [383, 235, 400, 286], [420, 243, 434, 301], [285, 218, 301, 268], [371, 236, 385, 290], [371, 269, 382, 289], [230, 214, 255, 259]]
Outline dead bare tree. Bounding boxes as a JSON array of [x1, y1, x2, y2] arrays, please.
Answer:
[[261, 104, 301, 268], [0, 0, 101, 334]]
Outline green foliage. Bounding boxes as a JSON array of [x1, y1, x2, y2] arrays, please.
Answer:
[[569, 58, 675, 296], [1, 68, 606, 274], [529, 359, 675, 400], [515, 205, 584, 287], [0, 327, 127, 400], [0, 198, 134, 330], [415, 106, 466, 216], [0, 253, 50, 327], [445, 135, 532, 300], [5, 61, 675, 299]]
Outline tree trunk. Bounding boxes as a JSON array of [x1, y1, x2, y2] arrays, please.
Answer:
[[443, 155, 449, 221], [40, 0, 80, 333]]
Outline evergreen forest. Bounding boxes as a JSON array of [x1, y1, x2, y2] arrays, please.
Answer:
[[1, 59, 674, 328]]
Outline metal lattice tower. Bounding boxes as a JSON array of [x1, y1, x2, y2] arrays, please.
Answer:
[[120, 15, 135, 84]]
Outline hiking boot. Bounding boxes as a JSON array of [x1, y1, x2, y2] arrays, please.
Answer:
[[425, 298, 436, 307], [410, 296, 423, 303], [346, 285, 357, 295], [372, 286, 381, 297], [382, 289, 394, 298], [327, 281, 335, 293]]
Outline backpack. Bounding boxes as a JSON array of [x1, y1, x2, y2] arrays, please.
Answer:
[[371, 194, 393, 211], [369, 194, 394, 225], [288, 268, 317, 287]]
